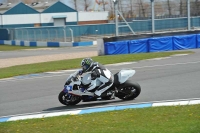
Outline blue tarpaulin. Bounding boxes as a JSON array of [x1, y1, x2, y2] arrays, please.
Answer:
[[129, 38, 149, 53], [196, 34, 200, 48], [149, 36, 173, 52], [104, 41, 129, 55], [173, 34, 197, 50]]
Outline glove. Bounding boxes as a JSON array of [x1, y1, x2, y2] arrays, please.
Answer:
[[79, 70, 83, 75]]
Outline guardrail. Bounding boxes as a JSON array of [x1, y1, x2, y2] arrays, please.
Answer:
[[0, 40, 97, 47]]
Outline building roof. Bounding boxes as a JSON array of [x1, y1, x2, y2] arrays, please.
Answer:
[[0, 2, 18, 14], [0, 1, 77, 15], [28, 1, 57, 13], [0, 2, 39, 15], [28, 1, 77, 13]]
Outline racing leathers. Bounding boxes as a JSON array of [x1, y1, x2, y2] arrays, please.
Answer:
[[81, 62, 113, 97]]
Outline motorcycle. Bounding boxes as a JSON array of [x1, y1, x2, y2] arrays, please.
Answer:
[[58, 69, 141, 106]]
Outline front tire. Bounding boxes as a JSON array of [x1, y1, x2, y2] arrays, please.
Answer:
[[58, 91, 81, 105], [116, 81, 141, 100]]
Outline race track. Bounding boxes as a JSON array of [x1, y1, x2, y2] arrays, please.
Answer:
[[0, 46, 97, 59], [0, 48, 200, 117]]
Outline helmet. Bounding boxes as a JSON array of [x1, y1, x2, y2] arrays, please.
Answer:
[[81, 58, 94, 72]]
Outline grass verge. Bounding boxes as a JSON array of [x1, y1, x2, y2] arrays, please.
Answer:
[[0, 51, 193, 79], [0, 104, 200, 133], [0, 45, 47, 51]]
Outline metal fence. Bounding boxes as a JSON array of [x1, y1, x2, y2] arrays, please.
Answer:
[[13, 27, 74, 42], [3, 0, 200, 42]]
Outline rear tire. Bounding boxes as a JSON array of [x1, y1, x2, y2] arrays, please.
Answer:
[[58, 91, 81, 106], [116, 81, 141, 100]]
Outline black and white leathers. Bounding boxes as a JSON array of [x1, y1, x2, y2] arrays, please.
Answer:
[[86, 62, 113, 96]]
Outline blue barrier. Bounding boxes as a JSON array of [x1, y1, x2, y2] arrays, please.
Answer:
[[47, 42, 60, 47], [197, 34, 200, 48], [0, 40, 4, 45], [104, 41, 129, 55], [30, 42, 37, 47], [104, 34, 200, 55], [173, 34, 197, 50], [149, 36, 173, 52], [73, 41, 93, 47], [20, 41, 24, 46], [11, 40, 16, 46], [129, 38, 149, 53]]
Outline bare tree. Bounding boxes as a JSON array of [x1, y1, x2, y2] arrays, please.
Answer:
[[128, 0, 134, 17], [167, 0, 172, 16], [135, 0, 149, 17], [102, 0, 105, 11], [118, 0, 122, 13], [109, 0, 114, 12], [191, 0, 200, 16], [154, 1, 164, 16], [139, 0, 145, 17], [179, 0, 183, 15], [71, 0, 78, 11], [83, 0, 90, 11]]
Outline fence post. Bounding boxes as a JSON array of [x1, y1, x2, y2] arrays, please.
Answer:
[[6, 29, 10, 40], [63, 26, 66, 42], [55, 29, 58, 41], [69, 28, 74, 42], [34, 30, 36, 41], [21, 29, 24, 40], [26, 29, 29, 41], [46, 29, 50, 41], [39, 29, 42, 41], [114, 0, 119, 36], [151, 0, 155, 33], [187, 0, 191, 31], [13, 28, 17, 40]]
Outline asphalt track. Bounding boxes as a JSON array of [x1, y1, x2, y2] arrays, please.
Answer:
[[0, 46, 97, 59], [0, 48, 200, 117]]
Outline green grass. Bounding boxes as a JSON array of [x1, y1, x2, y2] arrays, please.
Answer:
[[0, 51, 193, 79], [0, 45, 46, 51], [0, 105, 200, 133]]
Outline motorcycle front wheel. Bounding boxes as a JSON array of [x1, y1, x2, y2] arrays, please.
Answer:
[[116, 81, 141, 100], [58, 91, 81, 105]]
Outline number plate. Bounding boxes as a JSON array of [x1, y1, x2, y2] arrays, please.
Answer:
[[64, 85, 72, 91]]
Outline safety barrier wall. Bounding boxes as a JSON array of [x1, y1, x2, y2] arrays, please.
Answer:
[[102, 34, 200, 55], [0, 40, 97, 47]]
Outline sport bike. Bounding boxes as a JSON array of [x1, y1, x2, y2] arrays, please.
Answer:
[[58, 69, 141, 105]]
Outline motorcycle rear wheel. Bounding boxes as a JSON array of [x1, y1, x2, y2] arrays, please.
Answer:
[[58, 91, 81, 105], [117, 81, 141, 100]]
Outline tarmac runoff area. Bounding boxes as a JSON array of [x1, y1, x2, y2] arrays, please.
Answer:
[[0, 51, 98, 68]]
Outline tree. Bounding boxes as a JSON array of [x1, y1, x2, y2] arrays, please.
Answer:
[[167, 0, 172, 16], [128, 0, 134, 17], [136, 0, 149, 17], [191, 0, 200, 16], [109, 0, 114, 12], [118, 0, 122, 13], [139, 0, 145, 17], [71, 0, 78, 11], [154, 1, 165, 16], [161, 0, 177, 16], [83, 0, 90, 11]]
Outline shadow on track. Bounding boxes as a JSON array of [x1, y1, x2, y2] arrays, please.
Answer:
[[43, 99, 128, 112]]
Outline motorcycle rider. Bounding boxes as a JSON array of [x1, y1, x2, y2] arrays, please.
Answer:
[[79, 58, 114, 97]]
